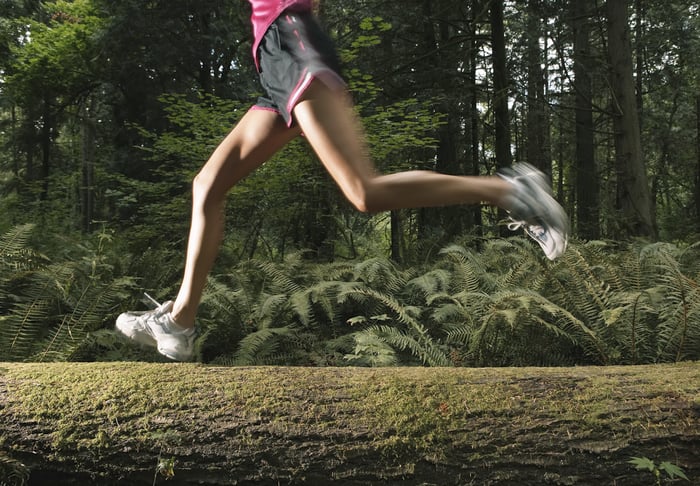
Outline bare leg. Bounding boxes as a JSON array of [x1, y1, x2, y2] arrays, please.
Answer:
[[293, 81, 512, 213], [170, 109, 301, 328]]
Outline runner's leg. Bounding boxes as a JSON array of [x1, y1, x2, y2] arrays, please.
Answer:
[[293, 81, 512, 213], [170, 109, 301, 328]]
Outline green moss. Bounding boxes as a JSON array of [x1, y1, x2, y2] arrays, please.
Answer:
[[1, 362, 699, 463]]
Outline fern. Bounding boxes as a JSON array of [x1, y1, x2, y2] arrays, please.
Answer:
[[0, 451, 30, 486], [344, 329, 399, 367], [544, 240, 700, 364], [646, 243, 700, 362], [344, 287, 450, 366], [0, 226, 132, 362], [223, 326, 297, 365], [438, 244, 484, 294], [0, 223, 35, 260]]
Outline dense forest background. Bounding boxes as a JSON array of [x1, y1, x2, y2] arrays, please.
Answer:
[[0, 0, 699, 366]]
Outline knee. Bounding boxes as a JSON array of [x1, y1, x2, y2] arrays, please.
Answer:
[[346, 184, 380, 213], [191, 172, 224, 210]]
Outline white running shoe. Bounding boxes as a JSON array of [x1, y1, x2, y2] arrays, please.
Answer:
[[498, 163, 570, 260], [116, 297, 195, 361]]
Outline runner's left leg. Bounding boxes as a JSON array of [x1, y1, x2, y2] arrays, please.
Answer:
[[170, 109, 301, 328], [292, 81, 512, 214]]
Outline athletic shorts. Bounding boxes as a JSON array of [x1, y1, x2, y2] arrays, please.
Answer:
[[252, 11, 346, 126]]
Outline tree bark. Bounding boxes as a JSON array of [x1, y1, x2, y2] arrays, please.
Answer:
[[467, 0, 483, 233], [490, 0, 512, 237], [525, 0, 550, 175], [81, 98, 97, 234], [490, 0, 512, 172], [572, 0, 600, 240], [696, 96, 700, 230], [40, 96, 52, 202], [1, 363, 698, 485], [606, 0, 656, 239]]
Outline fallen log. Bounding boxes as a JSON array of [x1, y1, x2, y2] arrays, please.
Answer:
[[0, 362, 698, 485]]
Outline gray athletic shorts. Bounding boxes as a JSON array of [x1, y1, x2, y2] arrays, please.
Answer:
[[251, 11, 346, 126]]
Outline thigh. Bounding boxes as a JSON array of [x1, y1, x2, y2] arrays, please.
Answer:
[[195, 107, 302, 198], [293, 81, 376, 204]]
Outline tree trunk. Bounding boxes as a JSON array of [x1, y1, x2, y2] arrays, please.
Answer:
[[468, 0, 483, 234], [390, 210, 402, 263], [696, 96, 700, 230], [634, 0, 644, 118], [606, 0, 656, 239], [572, 0, 600, 240], [81, 99, 97, 233], [1, 363, 698, 486], [490, 0, 512, 237], [490, 0, 511, 172], [40, 96, 52, 202], [525, 0, 550, 175], [11, 105, 19, 178], [416, 0, 467, 242]]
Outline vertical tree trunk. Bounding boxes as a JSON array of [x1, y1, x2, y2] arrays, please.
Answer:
[[390, 210, 402, 263], [525, 0, 550, 175], [696, 96, 700, 230], [416, 0, 468, 243], [436, 0, 468, 238], [468, 0, 483, 233], [634, 0, 644, 117], [40, 96, 52, 202], [606, 0, 656, 238], [490, 0, 512, 172], [573, 0, 600, 239], [11, 105, 20, 178], [81, 99, 96, 233], [490, 0, 512, 237]]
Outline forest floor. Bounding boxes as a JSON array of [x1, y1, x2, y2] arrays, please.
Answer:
[[0, 362, 698, 485]]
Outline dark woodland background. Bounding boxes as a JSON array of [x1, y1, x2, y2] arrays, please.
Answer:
[[0, 0, 699, 366]]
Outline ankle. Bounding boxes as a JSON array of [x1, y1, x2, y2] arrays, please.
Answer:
[[492, 177, 515, 209], [169, 308, 195, 330]]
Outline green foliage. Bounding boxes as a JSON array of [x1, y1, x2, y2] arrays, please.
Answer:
[[0, 225, 132, 362], [4, 0, 105, 103], [548, 241, 700, 364], [0, 451, 29, 486], [3, 221, 700, 368], [629, 456, 689, 485], [187, 237, 700, 367], [154, 455, 176, 484]]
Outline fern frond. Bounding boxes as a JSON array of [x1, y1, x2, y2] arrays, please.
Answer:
[[344, 330, 399, 367], [0, 261, 73, 361], [405, 269, 452, 302], [352, 257, 405, 294], [37, 276, 133, 361], [0, 450, 30, 486], [438, 244, 484, 294], [0, 223, 35, 259], [228, 326, 296, 365], [257, 293, 290, 323], [343, 287, 450, 366], [359, 324, 450, 366], [257, 261, 303, 294]]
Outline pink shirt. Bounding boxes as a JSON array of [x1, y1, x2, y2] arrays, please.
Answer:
[[248, 0, 313, 70]]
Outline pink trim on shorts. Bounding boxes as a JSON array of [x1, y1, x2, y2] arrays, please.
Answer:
[[249, 105, 280, 115], [285, 68, 347, 127]]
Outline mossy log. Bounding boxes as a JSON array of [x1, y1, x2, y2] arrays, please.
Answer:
[[0, 362, 698, 485]]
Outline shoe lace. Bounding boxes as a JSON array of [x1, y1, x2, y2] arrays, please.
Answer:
[[507, 219, 525, 232], [142, 292, 161, 310], [507, 218, 546, 241]]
